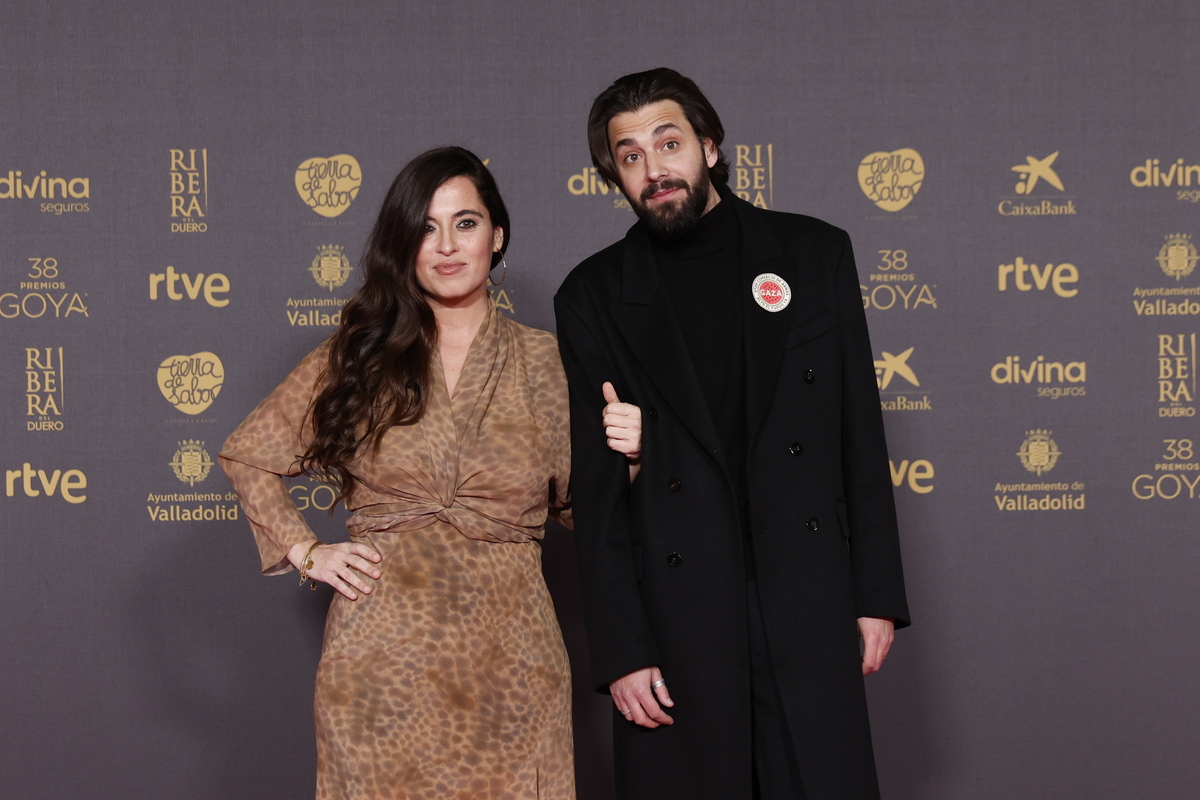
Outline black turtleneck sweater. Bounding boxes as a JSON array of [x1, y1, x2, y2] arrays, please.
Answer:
[[652, 192, 748, 508]]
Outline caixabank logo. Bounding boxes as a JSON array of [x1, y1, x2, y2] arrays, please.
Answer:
[[862, 249, 937, 312], [0, 169, 89, 214], [1, 257, 89, 321], [147, 439, 239, 522], [993, 429, 1086, 511], [997, 152, 1077, 217], [857, 149, 923, 213], [24, 346, 65, 432], [296, 155, 362, 219], [875, 346, 931, 411], [1129, 158, 1200, 203], [1131, 437, 1199, 501], [1131, 234, 1200, 317], [169, 149, 208, 232]]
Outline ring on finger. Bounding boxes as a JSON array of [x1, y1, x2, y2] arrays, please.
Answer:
[[651, 679, 665, 689], [621, 709, 631, 715]]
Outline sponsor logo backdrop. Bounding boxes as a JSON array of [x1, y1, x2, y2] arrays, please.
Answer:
[[2, 2, 1197, 799]]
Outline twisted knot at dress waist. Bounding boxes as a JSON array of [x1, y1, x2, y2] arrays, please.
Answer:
[[346, 499, 543, 544]]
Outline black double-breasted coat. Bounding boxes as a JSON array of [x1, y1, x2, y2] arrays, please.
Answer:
[[554, 196, 910, 800]]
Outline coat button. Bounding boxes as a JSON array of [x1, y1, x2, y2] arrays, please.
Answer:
[[648, 407, 658, 421], [668, 478, 682, 492], [667, 552, 683, 567], [788, 442, 803, 456], [806, 517, 820, 531], [804, 369, 815, 383]]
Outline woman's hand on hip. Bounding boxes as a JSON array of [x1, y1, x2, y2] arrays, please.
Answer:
[[288, 540, 382, 600]]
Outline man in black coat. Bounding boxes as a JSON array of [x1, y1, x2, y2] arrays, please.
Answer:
[[555, 68, 910, 800]]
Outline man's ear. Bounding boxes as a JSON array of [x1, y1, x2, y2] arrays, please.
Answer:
[[701, 138, 719, 169]]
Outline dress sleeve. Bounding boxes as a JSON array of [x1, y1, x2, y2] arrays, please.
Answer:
[[219, 344, 330, 575], [533, 332, 573, 531]]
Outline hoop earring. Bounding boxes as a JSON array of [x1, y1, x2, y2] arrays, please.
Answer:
[[489, 256, 507, 286]]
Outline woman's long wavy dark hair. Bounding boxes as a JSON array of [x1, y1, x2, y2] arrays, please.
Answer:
[[299, 146, 509, 502]]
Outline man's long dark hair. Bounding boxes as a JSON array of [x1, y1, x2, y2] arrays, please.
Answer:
[[299, 146, 509, 502], [587, 67, 730, 188]]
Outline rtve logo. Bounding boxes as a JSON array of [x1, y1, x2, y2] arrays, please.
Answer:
[[149, 266, 229, 307], [997, 257, 1078, 298], [5, 463, 87, 503]]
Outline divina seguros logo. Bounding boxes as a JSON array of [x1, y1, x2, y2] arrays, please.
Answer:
[[1129, 158, 1200, 203], [0, 170, 89, 214]]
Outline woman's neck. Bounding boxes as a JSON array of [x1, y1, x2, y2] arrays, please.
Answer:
[[431, 290, 490, 396]]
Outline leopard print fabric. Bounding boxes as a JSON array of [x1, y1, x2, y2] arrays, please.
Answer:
[[220, 304, 574, 799]]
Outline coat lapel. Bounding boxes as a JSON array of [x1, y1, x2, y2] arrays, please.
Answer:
[[609, 223, 726, 467], [734, 199, 797, 453]]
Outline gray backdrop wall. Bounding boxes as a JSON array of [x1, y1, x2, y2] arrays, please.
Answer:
[[3, 1, 1198, 798]]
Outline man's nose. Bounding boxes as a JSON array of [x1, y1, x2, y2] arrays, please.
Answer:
[[644, 151, 669, 182]]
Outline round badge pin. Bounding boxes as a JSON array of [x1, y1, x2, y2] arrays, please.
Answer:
[[752, 273, 791, 312]]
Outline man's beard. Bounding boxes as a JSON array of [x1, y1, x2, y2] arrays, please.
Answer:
[[627, 175, 712, 241]]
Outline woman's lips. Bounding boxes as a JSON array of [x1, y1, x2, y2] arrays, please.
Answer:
[[434, 261, 467, 275]]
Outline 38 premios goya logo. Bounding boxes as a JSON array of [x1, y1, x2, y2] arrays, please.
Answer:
[[862, 249, 937, 312], [2, 257, 89, 321], [1131, 437, 1200, 501]]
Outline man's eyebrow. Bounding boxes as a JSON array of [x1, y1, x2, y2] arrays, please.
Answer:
[[613, 122, 683, 150]]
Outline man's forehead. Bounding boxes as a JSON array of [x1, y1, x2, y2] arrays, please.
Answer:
[[609, 100, 694, 147]]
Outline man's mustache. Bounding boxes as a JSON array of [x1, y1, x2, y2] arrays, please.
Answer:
[[640, 179, 689, 204]]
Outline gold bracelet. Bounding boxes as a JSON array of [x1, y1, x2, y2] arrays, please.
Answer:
[[298, 540, 324, 590]]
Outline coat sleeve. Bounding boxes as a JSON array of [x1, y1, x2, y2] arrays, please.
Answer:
[[219, 345, 328, 575], [833, 231, 911, 628], [555, 292, 661, 690]]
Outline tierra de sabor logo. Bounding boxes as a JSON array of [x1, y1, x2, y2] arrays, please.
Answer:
[[875, 346, 931, 411], [170, 440, 213, 487], [858, 149, 923, 212], [1130, 158, 1200, 203], [148, 440, 237, 521], [997, 257, 1078, 298], [4, 462, 87, 504], [170, 149, 208, 232], [0, 170, 89, 214], [1156, 333, 1196, 418], [1133, 234, 1200, 317], [25, 347, 65, 432], [994, 430, 1086, 511], [1131, 438, 1199, 501], [998, 152, 1076, 216], [2, 257, 89, 321], [157, 352, 224, 415], [990, 355, 1086, 399], [296, 155, 361, 218], [862, 249, 937, 312]]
